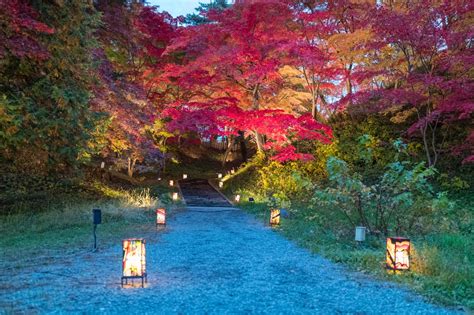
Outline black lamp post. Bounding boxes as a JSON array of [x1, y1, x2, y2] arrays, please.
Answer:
[[93, 209, 102, 251]]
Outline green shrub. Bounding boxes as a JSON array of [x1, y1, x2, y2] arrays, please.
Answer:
[[313, 139, 453, 235]]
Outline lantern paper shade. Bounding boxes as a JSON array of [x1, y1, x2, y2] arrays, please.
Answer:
[[121, 239, 147, 287], [231, 169, 235, 174], [156, 208, 166, 225], [169, 180, 174, 186], [172, 192, 179, 201], [183, 174, 188, 179], [386, 237, 410, 271], [355, 226, 366, 242], [235, 194, 241, 202], [269, 209, 281, 225], [219, 181, 223, 188], [218, 173, 223, 179]]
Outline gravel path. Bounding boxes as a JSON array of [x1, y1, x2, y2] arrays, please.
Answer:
[[0, 183, 458, 314]]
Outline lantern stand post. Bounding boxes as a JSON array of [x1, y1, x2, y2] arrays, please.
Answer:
[[92, 209, 102, 252]]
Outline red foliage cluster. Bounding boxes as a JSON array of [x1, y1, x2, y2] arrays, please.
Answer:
[[0, 0, 54, 60]]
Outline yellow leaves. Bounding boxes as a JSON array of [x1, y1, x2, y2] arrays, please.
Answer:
[[329, 28, 373, 62]]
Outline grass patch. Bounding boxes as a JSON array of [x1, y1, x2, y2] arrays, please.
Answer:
[[0, 180, 179, 262], [235, 199, 472, 309]]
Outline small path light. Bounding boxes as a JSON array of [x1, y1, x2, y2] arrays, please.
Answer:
[[235, 194, 241, 202], [121, 239, 147, 288], [230, 168, 235, 174], [156, 208, 166, 226], [355, 226, 366, 242], [219, 181, 224, 188], [183, 174, 188, 179], [92, 209, 101, 251], [169, 180, 174, 186], [218, 173, 223, 179], [386, 237, 411, 271], [269, 209, 281, 226], [172, 192, 179, 201]]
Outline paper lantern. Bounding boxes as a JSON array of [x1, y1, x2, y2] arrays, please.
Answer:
[[269, 209, 281, 226], [230, 168, 235, 174], [235, 194, 241, 202], [172, 192, 179, 201], [156, 208, 166, 225], [355, 226, 366, 242], [121, 239, 147, 287], [218, 173, 223, 179], [169, 180, 174, 186], [219, 181, 223, 188], [386, 237, 410, 271], [183, 174, 188, 179]]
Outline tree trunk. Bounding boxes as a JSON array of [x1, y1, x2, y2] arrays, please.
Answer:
[[127, 157, 137, 178], [222, 135, 234, 166], [255, 131, 264, 152], [251, 84, 265, 153], [238, 131, 248, 162], [311, 91, 318, 119]]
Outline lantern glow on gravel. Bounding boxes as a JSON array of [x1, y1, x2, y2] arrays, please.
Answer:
[[269, 209, 281, 226], [156, 208, 166, 225], [122, 239, 147, 287], [386, 237, 410, 271]]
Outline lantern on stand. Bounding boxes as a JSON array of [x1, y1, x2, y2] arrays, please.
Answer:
[[235, 194, 241, 202], [121, 238, 147, 287], [269, 209, 281, 226], [355, 226, 366, 242], [386, 237, 410, 271], [169, 180, 174, 186], [156, 208, 166, 225], [172, 192, 179, 201], [183, 174, 188, 179]]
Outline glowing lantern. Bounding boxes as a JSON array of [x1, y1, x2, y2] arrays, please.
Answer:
[[156, 208, 166, 225], [218, 173, 223, 179], [172, 192, 179, 201], [183, 174, 188, 179], [269, 209, 280, 226], [231, 168, 235, 174], [235, 194, 241, 202], [386, 237, 410, 271], [121, 239, 147, 287], [169, 180, 174, 186], [219, 181, 224, 188]]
